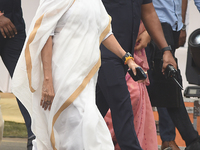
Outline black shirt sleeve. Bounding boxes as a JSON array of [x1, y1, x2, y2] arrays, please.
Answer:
[[142, 0, 152, 5]]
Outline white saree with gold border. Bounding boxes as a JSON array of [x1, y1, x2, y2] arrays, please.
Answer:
[[12, 0, 114, 149]]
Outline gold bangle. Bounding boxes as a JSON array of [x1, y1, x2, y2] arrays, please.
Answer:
[[124, 56, 134, 65]]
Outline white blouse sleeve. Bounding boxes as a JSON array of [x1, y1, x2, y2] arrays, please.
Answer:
[[50, 30, 55, 36], [102, 25, 113, 42]]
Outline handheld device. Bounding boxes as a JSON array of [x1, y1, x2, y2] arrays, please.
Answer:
[[128, 67, 147, 81], [164, 64, 183, 90]]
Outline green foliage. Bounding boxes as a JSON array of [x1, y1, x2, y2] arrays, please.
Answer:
[[3, 121, 27, 138]]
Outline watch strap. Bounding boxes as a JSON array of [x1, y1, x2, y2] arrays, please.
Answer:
[[182, 23, 186, 30], [161, 45, 172, 54], [122, 52, 133, 65]]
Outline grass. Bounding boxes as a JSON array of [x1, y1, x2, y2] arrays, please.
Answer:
[[3, 121, 27, 138]]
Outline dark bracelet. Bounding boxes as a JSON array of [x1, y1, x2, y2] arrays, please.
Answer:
[[122, 52, 134, 65], [161, 45, 172, 54]]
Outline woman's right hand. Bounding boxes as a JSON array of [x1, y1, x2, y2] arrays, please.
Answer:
[[126, 58, 139, 74], [40, 78, 55, 111], [126, 59, 146, 82]]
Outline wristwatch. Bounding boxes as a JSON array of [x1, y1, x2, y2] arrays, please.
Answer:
[[182, 23, 186, 31], [122, 52, 134, 65], [161, 45, 172, 54]]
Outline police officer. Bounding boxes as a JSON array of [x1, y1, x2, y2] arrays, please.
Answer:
[[0, 0, 35, 149]]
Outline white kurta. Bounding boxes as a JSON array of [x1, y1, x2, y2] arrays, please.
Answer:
[[12, 0, 114, 149]]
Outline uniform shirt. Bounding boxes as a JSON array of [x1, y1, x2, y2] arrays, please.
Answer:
[[101, 0, 152, 59], [153, 0, 182, 31], [194, 0, 200, 12], [0, 0, 25, 32]]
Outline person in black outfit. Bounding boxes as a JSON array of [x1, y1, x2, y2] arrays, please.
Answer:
[[145, 0, 200, 149], [0, 0, 35, 149], [96, 0, 177, 149]]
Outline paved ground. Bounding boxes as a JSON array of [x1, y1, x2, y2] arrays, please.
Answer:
[[0, 138, 186, 150], [0, 138, 27, 150]]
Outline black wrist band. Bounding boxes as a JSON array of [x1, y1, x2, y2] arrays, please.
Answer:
[[161, 45, 172, 54], [122, 52, 133, 64]]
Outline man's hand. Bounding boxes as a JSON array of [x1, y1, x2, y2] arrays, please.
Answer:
[[0, 14, 17, 38], [178, 30, 186, 47], [134, 30, 151, 51], [162, 51, 177, 73]]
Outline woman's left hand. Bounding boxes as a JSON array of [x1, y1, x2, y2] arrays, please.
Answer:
[[40, 78, 55, 111], [134, 30, 151, 51]]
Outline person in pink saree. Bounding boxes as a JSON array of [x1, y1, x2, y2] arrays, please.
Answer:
[[104, 21, 158, 150]]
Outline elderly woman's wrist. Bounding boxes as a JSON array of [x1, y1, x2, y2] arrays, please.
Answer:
[[44, 75, 53, 81]]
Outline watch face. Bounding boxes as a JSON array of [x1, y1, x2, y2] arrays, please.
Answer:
[[182, 24, 186, 30]]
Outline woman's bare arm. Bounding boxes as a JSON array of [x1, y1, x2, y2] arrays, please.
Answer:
[[41, 36, 55, 111], [102, 34, 139, 75]]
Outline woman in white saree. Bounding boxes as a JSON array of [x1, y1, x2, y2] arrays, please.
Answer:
[[12, 0, 140, 149]]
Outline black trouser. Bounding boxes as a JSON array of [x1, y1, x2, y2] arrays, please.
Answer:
[[147, 22, 199, 146], [0, 30, 33, 138], [96, 58, 142, 150]]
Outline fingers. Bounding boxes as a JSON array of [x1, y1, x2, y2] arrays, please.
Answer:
[[135, 38, 141, 51], [162, 59, 177, 74], [6, 24, 16, 37], [0, 28, 6, 38], [134, 40, 148, 51], [162, 50, 177, 72], [134, 44, 141, 51], [41, 89, 54, 111], [3, 24, 17, 38], [130, 63, 139, 76], [0, 16, 17, 38], [3, 26, 11, 38], [10, 23, 17, 35], [135, 37, 140, 43]]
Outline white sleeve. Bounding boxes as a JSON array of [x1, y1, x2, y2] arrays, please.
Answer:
[[50, 30, 55, 36], [102, 25, 113, 41]]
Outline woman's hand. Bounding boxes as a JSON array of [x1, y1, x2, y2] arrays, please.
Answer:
[[134, 30, 151, 51], [127, 59, 146, 82], [126, 58, 141, 76], [41, 78, 55, 111], [126, 58, 138, 75]]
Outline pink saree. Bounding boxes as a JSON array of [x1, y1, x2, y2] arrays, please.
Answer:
[[104, 21, 158, 150]]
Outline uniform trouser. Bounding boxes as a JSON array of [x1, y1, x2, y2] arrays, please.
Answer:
[[0, 31, 33, 138], [167, 92, 199, 146], [157, 107, 176, 142], [96, 58, 143, 150]]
